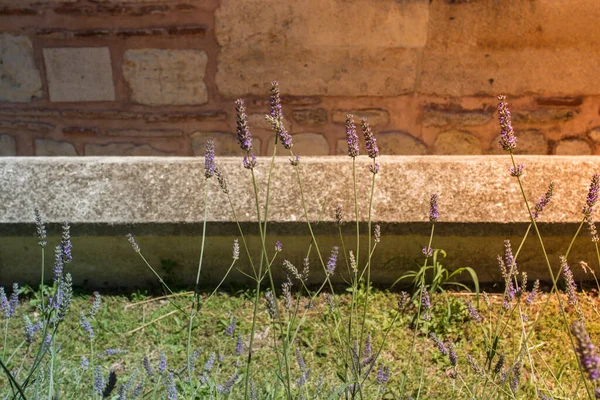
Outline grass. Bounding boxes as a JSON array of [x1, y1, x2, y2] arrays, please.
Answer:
[[1, 288, 598, 399]]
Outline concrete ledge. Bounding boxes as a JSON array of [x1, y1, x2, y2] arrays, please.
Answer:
[[1, 156, 599, 288]]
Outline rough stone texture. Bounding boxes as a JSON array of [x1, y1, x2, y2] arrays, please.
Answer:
[[123, 49, 208, 106], [0, 135, 16, 156], [266, 133, 329, 156], [292, 109, 327, 126], [44, 47, 115, 102], [555, 139, 592, 155], [432, 130, 482, 155], [0, 34, 42, 102], [106, 129, 183, 137], [0, 120, 54, 133], [63, 127, 99, 135], [588, 128, 600, 144], [423, 108, 491, 126], [536, 97, 583, 107], [331, 109, 389, 127], [1, 156, 599, 224], [36, 25, 207, 39], [248, 113, 291, 132], [489, 130, 548, 155], [512, 109, 577, 124], [34, 139, 78, 156], [85, 143, 175, 156], [191, 132, 261, 156], [375, 132, 427, 156], [421, 1, 600, 96], [215, 0, 428, 96]]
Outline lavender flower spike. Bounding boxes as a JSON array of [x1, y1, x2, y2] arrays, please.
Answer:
[[345, 114, 359, 158], [561, 256, 578, 307], [127, 234, 140, 253], [361, 117, 379, 159], [235, 99, 253, 152], [429, 194, 439, 222], [269, 81, 283, 121], [326, 246, 339, 275], [573, 320, 600, 381], [232, 239, 240, 260], [583, 174, 600, 217], [465, 300, 483, 323], [243, 153, 257, 170], [266, 81, 293, 149], [61, 222, 72, 264], [204, 139, 216, 179], [497, 95, 517, 152], [532, 182, 555, 220], [34, 208, 47, 248]]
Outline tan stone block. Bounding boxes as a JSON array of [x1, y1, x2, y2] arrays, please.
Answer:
[[376, 132, 427, 156], [588, 128, 600, 144], [0, 35, 42, 102], [422, 1, 600, 96], [489, 130, 548, 155], [85, 143, 174, 156], [432, 130, 482, 155], [106, 129, 183, 138], [216, 0, 426, 97], [34, 139, 77, 156], [123, 49, 208, 106], [423, 108, 491, 127], [247, 113, 292, 132], [0, 135, 16, 156], [191, 132, 261, 157], [0, 120, 54, 134], [555, 139, 592, 155], [292, 109, 327, 126], [331, 109, 389, 127], [512, 109, 577, 124], [266, 133, 329, 156], [44, 47, 115, 102]]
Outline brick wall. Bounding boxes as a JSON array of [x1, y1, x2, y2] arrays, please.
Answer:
[[1, 0, 600, 157]]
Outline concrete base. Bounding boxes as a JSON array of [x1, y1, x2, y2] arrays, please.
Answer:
[[1, 156, 599, 288]]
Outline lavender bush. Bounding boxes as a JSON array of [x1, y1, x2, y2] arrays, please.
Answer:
[[1, 87, 600, 399]]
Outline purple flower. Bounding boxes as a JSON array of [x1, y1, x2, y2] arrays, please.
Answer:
[[90, 291, 102, 316], [421, 287, 431, 321], [509, 163, 525, 178], [532, 182, 555, 220], [204, 139, 216, 179], [267, 81, 293, 150], [334, 205, 343, 225], [448, 342, 457, 367], [587, 217, 599, 243], [493, 354, 505, 375], [510, 360, 522, 393], [104, 348, 127, 356], [297, 369, 311, 388], [265, 290, 277, 319], [364, 333, 372, 359], [232, 239, 240, 260], [526, 280, 540, 305], [204, 351, 215, 372], [345, 114, 359, 158], [1, 284, 18, 319], [235, 99, 253, 152], [127, 234, 140, 253], [243, 153, 257, 170], [465, 300, 483, 323], [369, 162, 380, 175], [225, 316, 236, 336], [235, 334, 244, 355], [34, 208, 47, 248], [422, 246, 433, 257], [398, 291, 410, 312], [166, 371, 178, 400], [376, 363, 391, 385], [326, 246, 339, 275], [217, 372, 240, 394], [466, 354, 486, 377], [158, 350, 168, 374], [53, 245, 64, 283], [429, 194, 439, 222], [143, 355, 154, 377], [216, 167, 229, 194], [373, 224, 381, 244], [24, 315, 40, 344], [296, 347, 307, 371], [561, 256, 578, 307], [282, 278, 292, 310], [361, 117, 379, 158], [80, 356, 89, 370], [94, 366, 104, 395], [275, 241, 282, 252], [289, 155, 300, 166], [504, 239, 517, 276], [430, 332, 448, 355], [497, 95, 517, 152], [80, 312, 94, 339], [583, 174, 600, 217], [61, 222, 72, 264]]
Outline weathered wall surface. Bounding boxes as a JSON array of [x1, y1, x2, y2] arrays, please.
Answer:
[[1, 0, 600, 157]]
